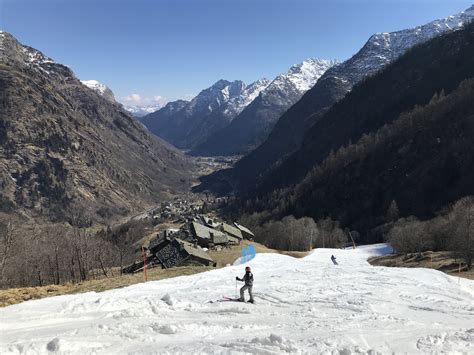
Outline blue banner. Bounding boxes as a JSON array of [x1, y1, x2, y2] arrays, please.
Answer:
[[241, 245, 256, 263]]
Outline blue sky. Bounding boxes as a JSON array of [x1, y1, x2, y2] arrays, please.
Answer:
[[1, 0, 472, 106]]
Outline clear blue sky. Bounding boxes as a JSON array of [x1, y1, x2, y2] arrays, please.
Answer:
[[1, 0, 472, 106]]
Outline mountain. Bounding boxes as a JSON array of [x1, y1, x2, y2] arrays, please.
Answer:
[[191, 58, 338, 156], [200, 5, 474, 193], [234, 21, 474, 235], [0, 31, 194, 221], [81, 79, 116, 103], [123, 104, 163, 118], [140, 79, 264, 149], [221, 78, 271, 120]]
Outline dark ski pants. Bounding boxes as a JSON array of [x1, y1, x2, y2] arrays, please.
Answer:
[[240, 285, 254, 302]]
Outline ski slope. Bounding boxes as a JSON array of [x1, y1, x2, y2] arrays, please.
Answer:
[[1, 244, 473, 354]]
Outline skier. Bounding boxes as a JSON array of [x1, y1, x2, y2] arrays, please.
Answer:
[[331, 255, 338, 265], [236, 266, 254, 303]]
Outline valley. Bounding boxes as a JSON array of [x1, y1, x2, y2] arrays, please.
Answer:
[[1, 2, 474, 353]]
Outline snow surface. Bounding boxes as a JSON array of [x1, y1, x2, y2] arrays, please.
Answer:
[[1, 244, 473, 354], [81, 80, 108, 95]]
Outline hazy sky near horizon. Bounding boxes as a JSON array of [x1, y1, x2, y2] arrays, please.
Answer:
[[1, 0, 472, 106]]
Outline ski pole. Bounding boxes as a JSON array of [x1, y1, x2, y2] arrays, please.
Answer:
[[235, 279, 238, 299]]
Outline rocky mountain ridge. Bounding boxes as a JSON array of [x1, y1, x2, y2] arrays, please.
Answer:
[[0, 31, 194, 222], [191, 58, 338, 156], [140, 79, 269, 149]]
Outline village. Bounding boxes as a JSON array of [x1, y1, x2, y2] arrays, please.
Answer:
[[123, 195, 255, 274]]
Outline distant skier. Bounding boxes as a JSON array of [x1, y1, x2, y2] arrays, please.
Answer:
[[236, 266, 254, 303], [331, 255, 338, 265]]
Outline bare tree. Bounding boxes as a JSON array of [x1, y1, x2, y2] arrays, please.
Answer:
[[449, 197, 474, 269], [256, 216, 321, 251], [0, 220, 14, 286]]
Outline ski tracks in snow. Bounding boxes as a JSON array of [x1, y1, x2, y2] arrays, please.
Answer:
[[0, 244, 473, 354]]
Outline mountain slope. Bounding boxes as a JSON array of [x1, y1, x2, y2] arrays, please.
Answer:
[[140, 79, 265, 149], [261, 21, 474, 192], [0, 31, 193, 221], [235, 22, 474, 234], [201, 5, 474, 193], [1, 245, 473, 353], [286, 77, 474, 233], [191, 58, 338, 156]]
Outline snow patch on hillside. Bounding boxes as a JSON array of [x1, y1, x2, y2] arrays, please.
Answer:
[[81, 80, 107, 95], [1, 244, 472, 354]]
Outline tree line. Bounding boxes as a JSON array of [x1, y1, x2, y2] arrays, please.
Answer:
[[0, 206, 153, 289]]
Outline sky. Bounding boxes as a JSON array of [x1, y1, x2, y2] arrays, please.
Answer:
[[1, 0, 473, 106]]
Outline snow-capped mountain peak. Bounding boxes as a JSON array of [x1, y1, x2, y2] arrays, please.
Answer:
[[81, 80, 108, 95], [191, 58, 339, 156], [0, 31, 71, 77], [123, 104, 164, 118], [222, 78, 271, 118], [219, 4, 474, 189], [284, 58, 341, 92], [81, 80, 116, 103], [260, 58, 340, 105], [326, 4, 474, 86], [186, 79, 246, 114]]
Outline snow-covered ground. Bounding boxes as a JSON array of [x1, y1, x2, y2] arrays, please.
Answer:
[[1, 244, 473, 354]]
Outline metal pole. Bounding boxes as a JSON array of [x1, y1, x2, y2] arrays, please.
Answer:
[[141, 245, 148, 282], [348, 231, 356, 249], [459, 263, 461, 284]]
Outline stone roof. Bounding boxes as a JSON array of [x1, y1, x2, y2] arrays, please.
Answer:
[[191, 222, 228, 242], [234, 222, 255, 237], [176, 238, 214, 263], [221, 223, 243, 239]]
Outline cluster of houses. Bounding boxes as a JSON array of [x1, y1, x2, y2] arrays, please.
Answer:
[[123, 215, 255, 273], [146, 196, 228, 223]]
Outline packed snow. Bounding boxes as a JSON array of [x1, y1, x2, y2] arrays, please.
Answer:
[[1, 244, 473, 354]]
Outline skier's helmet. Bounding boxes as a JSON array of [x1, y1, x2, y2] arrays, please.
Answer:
[[245, 266, 251, 272]]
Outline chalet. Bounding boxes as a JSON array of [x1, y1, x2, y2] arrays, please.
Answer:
[[191, 222, 228, 247], [234, 222, 255, 240], [202, 216, 221, 229], [220, 223, 243, 245], [123, 235, 216, 273], [155, 238, 216, 268]]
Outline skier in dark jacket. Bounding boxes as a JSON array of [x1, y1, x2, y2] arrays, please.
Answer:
[[236, 266, 254, 303], [331, 255, 338, 265]]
